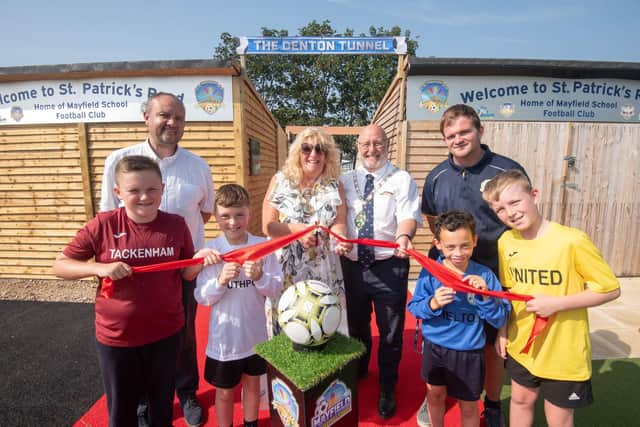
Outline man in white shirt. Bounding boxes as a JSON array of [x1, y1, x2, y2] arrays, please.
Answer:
[[100, 92, 214, 427], [340, 124, 421, 419]]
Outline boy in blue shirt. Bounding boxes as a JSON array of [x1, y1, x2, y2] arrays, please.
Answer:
[[408, 210, 509, 427]]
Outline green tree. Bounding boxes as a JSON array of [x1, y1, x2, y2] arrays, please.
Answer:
[[213, 20, 418, 155]]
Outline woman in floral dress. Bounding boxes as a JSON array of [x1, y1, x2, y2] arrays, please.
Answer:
[[262, 127, 352, 335]]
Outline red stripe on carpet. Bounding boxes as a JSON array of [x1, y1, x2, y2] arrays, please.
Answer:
[[74, 296, 490, 426]]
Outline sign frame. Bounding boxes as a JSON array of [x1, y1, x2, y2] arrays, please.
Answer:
[[236, 36, 407, 55]]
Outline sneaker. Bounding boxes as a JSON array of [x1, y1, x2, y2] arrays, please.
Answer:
[[482, 405, 506, 427], [182, 396, 203, 427], [416, 396, 431, 427]]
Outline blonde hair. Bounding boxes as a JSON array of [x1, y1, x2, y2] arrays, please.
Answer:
[[482, 169, 532, 203], [216, 184, 250, 208], [281, 127, 341, 184]]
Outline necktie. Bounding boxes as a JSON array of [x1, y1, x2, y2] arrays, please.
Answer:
[[358, 174, 375, 268]]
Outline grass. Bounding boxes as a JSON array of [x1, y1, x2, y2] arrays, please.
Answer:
[[254, 332, 365, 391], [499, 358, 640, 426]]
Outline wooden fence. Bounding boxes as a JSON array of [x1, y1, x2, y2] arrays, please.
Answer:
[[404, 120, 640, 278], [0, 122, 236, 278]]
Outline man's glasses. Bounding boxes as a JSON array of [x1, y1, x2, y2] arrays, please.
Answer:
[[300, 143, 327, 155], [357, 141, 385, 149]]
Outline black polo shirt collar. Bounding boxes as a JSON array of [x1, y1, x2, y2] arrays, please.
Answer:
[[446, 144, 493, 174]]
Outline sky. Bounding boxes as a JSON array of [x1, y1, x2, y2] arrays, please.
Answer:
[[2, 0, 639, 68]]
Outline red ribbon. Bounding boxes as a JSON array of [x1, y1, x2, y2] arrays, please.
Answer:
[[320, 226, 546, 353], [408, 248, 546, 353], [99, 226, 314, 299], [99, 224, 546, 353]]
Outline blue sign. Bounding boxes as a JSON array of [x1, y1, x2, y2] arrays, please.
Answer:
[[0, 76, 234, 125], [237, 36, 406, 55], [406, 76, 640, 123]]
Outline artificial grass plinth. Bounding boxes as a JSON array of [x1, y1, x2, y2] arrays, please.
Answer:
[[255, 333, 365, 391]]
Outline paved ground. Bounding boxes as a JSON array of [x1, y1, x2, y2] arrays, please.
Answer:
[[0, 278, 636, 426], [0, 300, 101, 427], [589, 278, 640, 359]]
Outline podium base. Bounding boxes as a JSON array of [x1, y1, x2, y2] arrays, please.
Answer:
[[255, 333, 365, 427]]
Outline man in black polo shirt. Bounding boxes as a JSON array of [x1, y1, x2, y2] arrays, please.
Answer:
[[418, 104, 527, 427]]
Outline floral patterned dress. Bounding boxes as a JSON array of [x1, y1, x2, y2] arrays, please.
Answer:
[[266, 172, 349, 336]]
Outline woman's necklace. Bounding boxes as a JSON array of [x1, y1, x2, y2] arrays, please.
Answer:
[[299, 184, 316, 220]]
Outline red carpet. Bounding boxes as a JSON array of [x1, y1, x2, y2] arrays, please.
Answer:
[[74, 301, 489, 426]]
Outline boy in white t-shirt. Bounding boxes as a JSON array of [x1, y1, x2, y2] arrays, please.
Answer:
[[195, 184, 283, 427]]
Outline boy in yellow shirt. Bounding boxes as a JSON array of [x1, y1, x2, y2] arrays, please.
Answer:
[[482, 169, 620, 427]]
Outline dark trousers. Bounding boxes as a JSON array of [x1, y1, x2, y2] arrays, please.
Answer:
[[341, 256, 409, 392], [175, 278, 199, 402], [96, 332, 179, 427]]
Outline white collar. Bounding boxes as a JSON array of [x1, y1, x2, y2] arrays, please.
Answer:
[[357, 161, 390, 180], [144, 139, 181, 164]]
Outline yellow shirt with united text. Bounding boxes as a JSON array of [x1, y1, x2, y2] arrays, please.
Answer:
[[498, 222, 619, 381]]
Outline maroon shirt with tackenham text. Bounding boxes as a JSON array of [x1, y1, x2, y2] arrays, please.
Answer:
[[63, 207, 195, 347]]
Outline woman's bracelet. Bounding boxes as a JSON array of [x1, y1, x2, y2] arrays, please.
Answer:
[[395, 233, 412, 242]]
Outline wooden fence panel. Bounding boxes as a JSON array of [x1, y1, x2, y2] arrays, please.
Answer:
[[404, 120, 639, 277], [482, 122, 570, 223], [0, 124, 83, 278], [242, 78, 279, 235], [404, 121, 447, 279], [0, 121, 240, 279], [484, 121, 640, 275], [374, 76, 403, 163], [563, 123, 640, 275]]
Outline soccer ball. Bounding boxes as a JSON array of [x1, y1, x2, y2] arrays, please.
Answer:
[[277, 279, 342, 348]]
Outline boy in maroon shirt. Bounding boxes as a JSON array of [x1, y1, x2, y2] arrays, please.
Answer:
[[53, 155, 206, 427]]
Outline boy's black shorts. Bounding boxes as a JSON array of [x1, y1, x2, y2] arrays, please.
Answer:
[[421, 339, 484, 401], [506, 355, 593, 408], [204, 354, 266, 389]]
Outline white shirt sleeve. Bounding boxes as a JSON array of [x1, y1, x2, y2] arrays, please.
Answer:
[[199, 159, 215, 215], [253, 252, 283, 299], [194, 261, 227, 306], [394, 171, 423, 225]]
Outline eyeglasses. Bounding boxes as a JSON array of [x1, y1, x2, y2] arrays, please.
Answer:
[[300, 143, 327, 155], [357, 141, 385, 149]]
